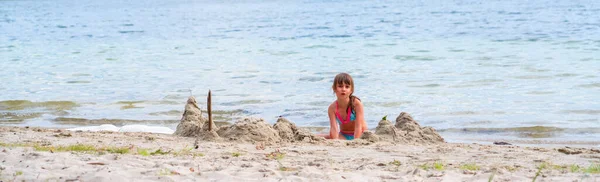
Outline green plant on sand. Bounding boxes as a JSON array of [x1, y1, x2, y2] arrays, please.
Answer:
[[460, 163, 480, 171]]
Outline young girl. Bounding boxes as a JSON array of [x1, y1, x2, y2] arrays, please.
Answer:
[[324, 73, 367, 140]]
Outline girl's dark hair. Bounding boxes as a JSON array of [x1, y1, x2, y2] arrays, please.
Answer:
[[332, 73, 361, 112]]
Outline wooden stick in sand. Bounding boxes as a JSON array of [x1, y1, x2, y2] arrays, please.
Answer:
[[207, 90, 213, 131]]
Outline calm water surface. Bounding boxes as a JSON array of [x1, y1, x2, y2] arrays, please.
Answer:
[[1, 0, 599, 144]]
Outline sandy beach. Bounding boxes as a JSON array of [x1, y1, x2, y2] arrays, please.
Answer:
[[1, 125, 599, 182]]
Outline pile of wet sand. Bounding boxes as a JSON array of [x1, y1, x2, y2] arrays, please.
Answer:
[[368, 112, 445, 144], [174, 96, 443, 145]]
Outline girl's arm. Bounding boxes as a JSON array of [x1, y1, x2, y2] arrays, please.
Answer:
[[328, 103, 339, 139], [353, 98, 365, 138]]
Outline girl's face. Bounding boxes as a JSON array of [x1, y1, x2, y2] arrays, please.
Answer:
[[334, 83, 352, 99]]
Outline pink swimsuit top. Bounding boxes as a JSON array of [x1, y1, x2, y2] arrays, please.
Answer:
[[335, 101, 356, 125]]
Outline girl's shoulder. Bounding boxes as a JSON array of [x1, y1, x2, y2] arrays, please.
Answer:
[[328, 101, 337, 110], [352, 96, 362, 104], [351, 97, 363, 109]]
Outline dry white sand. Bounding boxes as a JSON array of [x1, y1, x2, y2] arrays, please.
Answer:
[[1, 126, 599, 182]]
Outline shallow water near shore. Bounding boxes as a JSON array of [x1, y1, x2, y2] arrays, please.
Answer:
[[1, 0, 599, 145]]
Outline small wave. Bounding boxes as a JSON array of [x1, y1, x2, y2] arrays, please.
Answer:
[[439, 126, 600, 139], [471, 79, 503, 83], [220, 100, 277, 106], [314, 71, 338, 75], [523, 67, 550, 73], [305, 101, 329, 107], [526, 91, 555, 95], [283, 108, 320, 112], [0, 112, 43, 123], [148, 110, 181, 116], [439, 126, 564, 133], [298, 76, 325, 82], [370, 101, 411, 108], [322, 35, 351, 38], [230, 75, 256, 79], [302, 26, 330, 30], [115, 100, 179, 110], [561, 110, 600, 115], [66, 80, 90, 84], [408, 84, 442, 88], [259, 81, 282, 84], [514, 75, 552, 80], [447, 49, 465, 52], [71, 73, 91, 77], [555, 73, 578, 77], [304, 45, 335, 49], [577, 83, 600, 88], [118, 30, 144, 34], [393, 55, 437, 61], [267, 51, 299, 56], [412, 50, 430, 53]]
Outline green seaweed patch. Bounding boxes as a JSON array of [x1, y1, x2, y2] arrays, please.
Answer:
[[34, 144, 97, 153], [417, 161, 445, 171], [171, 147, 204, 157], [265, 150, 285, 160], [585, 163, 600, 174], [418, 163, 430, 171], [518, 132, 555, 138], [104, 146, 130, 154], [0, 100, 78, 111], [433, 161, 444, 171], [0, 142, 29, 148], [232, 152, 243, 157], [570, 164, 582, 173], [150, 149, 170, 155], [459, 163, 480, 171], [137, 148, 150, 156], [120, 104, 143, 110], [389, 159, 401, 167], [116, 101, 144, 110]]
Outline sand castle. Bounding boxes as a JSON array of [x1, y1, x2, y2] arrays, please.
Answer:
[[174, 92, 444, 145]]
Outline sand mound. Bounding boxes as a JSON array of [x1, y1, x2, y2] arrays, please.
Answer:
[[374, 119, 400, 141], [273, 117, 324, 143], [395, 112, 444, 144], [359, 131, 379, 143], [217, 117, 281, 144], [197, 129, 221, 142], [174, 96, 207, 137], [373, 112, 444, 144]]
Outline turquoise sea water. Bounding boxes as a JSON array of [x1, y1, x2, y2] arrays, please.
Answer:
[[1, 0, 599, 144]]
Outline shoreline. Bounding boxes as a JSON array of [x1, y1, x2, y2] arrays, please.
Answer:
[[2, 122, 600, 148], [1, 126, 600, 181]]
